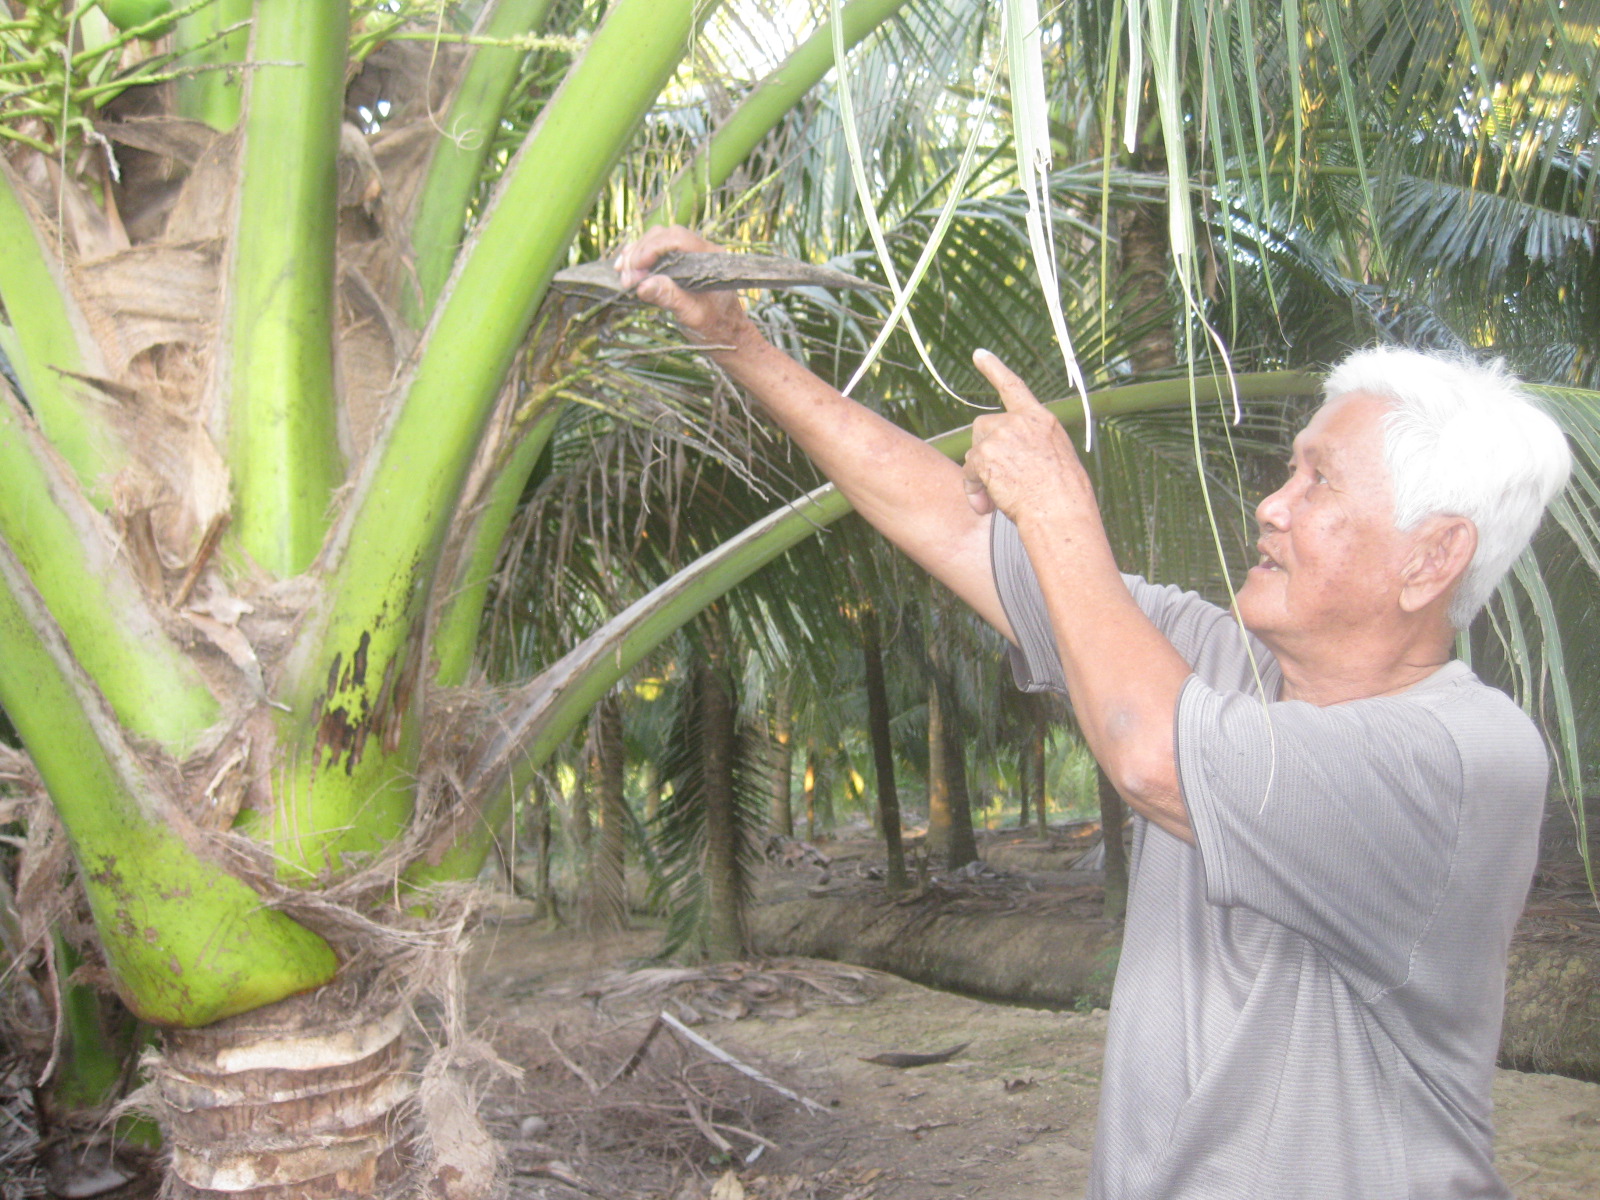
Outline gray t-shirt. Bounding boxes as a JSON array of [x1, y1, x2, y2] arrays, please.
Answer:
[[991, 513, 1546, 1200]]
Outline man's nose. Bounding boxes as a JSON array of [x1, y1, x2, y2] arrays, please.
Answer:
[[1256, 481, 1292, 532]]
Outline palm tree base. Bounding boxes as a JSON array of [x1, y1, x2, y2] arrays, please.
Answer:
[[148, 976, 414, 1198]]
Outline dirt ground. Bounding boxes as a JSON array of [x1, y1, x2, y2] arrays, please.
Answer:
[[465, 918, 1600, 1200]]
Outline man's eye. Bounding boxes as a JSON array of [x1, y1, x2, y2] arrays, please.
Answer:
[[1313, 471, 1328, 486]]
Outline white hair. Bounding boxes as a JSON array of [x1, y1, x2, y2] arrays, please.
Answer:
[[1322, 346, 1572, 628]]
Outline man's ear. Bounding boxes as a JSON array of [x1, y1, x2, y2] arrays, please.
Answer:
[[1399, 517, 1478, 615]]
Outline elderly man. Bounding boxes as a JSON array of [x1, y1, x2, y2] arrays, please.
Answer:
[[618, 227, 1572, 1199]]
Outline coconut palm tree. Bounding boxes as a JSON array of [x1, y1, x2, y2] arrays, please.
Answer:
[[4, 2, 1599, 1194]]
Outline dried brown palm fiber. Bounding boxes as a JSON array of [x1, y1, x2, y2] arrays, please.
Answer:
[[11, 151, 131, 261], [335, 263, 409, 462], [102, 117, 219, 169], [102, 117, 221, 242], [74, 241, 220, 374], [0, 757, 57, 1046], [159, 127, 241, 244]]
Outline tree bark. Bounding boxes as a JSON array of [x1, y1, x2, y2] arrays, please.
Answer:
[[1116, 186, 1177, 375], [861, 608, 907, 891], [150, 979, 416, 1199], [568, 756, 592, 855], [926, 679, 951, 863], [769, 689, 794, 837], [938, 697, 980, 870], [1017, 748, 1032, 829], [526, 776, 557, 922], [815, 753, 836, 833], [700, 660, 747, 961], [927, 674, 978, 870], [644, 762, 662, 823], [584, 694, 628, 933]]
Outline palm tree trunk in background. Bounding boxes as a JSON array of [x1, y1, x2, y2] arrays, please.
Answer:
[[1031, 721, 1049, 839], [815, 754, 836, 833], [569, 757, 592, 856], [861, 608, 907, 891], [926, 678, 951, 862], [927, 674, 979, 870], [926, 621, 979, 870], [938, 695, 980, 870], [527, 777, 556, 922], [700, 660, 747, 961], [769, 690, 794, 837], [1117, 170, 1177, 379], [803, 746, 820, 842], [1017, 750, 1033, 829], [585, 694, 628, 932], [644, 762, 662, 823]]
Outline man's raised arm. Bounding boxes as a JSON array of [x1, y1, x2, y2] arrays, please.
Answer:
[[616, 227, 1012, 638]]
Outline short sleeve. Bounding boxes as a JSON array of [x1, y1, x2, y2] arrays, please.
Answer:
[[990, 512, 1281, 696], [1177, 678, 1465, 996], [991, 512, 1069, 694]]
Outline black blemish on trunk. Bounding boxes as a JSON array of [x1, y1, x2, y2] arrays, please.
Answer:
[[351, 631, 370, 688], [314, 702, 356, 772], [314, 629, 404, 775]]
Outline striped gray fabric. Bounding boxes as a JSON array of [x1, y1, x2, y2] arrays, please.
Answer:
[[990, 513, 1545, 1200]]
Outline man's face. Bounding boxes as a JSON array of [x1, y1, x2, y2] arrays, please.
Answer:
[[1236, 392, 1414, 648]]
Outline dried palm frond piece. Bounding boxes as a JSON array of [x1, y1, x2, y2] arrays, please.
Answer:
[[552, 251, 883, 300], [858, 1041, 969, 1069], [578, 958, 881, 1023]]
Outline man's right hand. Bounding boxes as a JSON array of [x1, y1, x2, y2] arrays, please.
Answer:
[[617, 228, 1012, 640], [614, 226, 761, 354]]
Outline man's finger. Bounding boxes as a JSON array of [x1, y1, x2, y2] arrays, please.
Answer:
[[616, 226, 721, 288], [973, 348, 1046, 414], [637, 273, 718, 331]]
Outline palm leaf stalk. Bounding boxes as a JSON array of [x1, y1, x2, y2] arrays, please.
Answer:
[[402, 0, 559, 325], [222, 0, 347, 577], [647, 0, 917, 227], [0, 0, 729, 1026], [0, 539, 336, 1025], [0, 160, 125, 503], [0, 383, 219, 756]]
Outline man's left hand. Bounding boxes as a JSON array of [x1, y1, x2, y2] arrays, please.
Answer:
[[963, 350, 1090, 523]]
